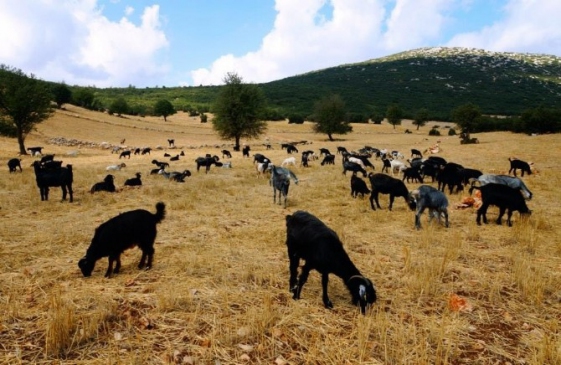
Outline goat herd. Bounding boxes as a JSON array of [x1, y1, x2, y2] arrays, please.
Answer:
[[5, 141, 535, 314]]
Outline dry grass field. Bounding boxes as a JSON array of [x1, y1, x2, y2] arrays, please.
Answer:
[[1, 105, 560, 364]]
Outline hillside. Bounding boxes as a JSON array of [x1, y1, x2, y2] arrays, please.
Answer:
[[85, 47, 561, 120]]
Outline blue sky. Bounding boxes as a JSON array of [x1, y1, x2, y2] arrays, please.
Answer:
[[1, 0, 559, 88]]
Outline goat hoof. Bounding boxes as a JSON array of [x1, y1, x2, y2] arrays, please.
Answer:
[[324, 300, 333, 309]]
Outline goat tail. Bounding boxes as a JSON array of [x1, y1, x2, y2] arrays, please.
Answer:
[[154, 202, 166, 223]]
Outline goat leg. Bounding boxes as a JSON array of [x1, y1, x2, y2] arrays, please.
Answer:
[[321, 273, 333, 309]]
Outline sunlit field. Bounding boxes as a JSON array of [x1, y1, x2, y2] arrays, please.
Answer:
[[1, 105, 560, 364]]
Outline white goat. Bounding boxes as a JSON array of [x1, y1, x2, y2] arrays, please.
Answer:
[[348, 157, 366, 169], [281, 157, 296, 167], [106, 163, 127, 171]]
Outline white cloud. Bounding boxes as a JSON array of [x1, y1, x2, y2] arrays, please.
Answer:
[[191, 0, 387, 85], [0, 0, 169, 87], [447, 0, 561, 54]]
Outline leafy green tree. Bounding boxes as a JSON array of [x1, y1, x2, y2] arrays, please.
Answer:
[[51, 82, 72, 109], [109, 97, 129, 116], [413, 108, 429, 130], [0, 65, 53, 154], [212, 72, 267, 149], [154, 99, 176, 121], [520, 106, 561, 134], [386, 104, 403, 129], [369, 106, 384, 124], [451, 103, 481, 141], [73, 88, 96, 109], [312, 94, 352, 141]]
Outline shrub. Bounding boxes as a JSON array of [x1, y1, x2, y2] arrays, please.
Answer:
[[448, 128, 457, 136], [288, 115, 305, 124], [429, 127, 441, 136]]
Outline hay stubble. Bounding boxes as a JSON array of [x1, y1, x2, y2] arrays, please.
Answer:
[[0, 106, 560, 364]]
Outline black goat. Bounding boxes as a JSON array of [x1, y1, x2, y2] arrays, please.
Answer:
[[124, 173, 142, 186], [402, 167, 424, 183], [119, 150, 131, 159], [368, 173, 409, 211], [320, 154, 335, 165], [242, 145, 251, 157], [170, 155, 180, 161], [271, 165, 299, 208], [221, 149, 232, 158], [437, 162, 464, 194], [168, 139, 175, 147], [411, 149, 423, 158], [337, 146, 348, 154], [350, 175, 370, 198], [134, 148, 141, 155], [78, 202, 166, 278], [319, 148, 331, 156], [285, 211, 377, 314], [40, 154, 55, 164], [286, 145, 299, 154], [408, 185, 449, 230], [508, 158, 532, 177], [195, 155, 220, 173], [91, 174, 117, 193], [7, 158, 22, 173], [164, 153, 171, 157], [458, 168, 483, 185], [151, 159, 170, 169], [169, 170, 191, 182], [473, 183, 531, 226], [32, 161, 74, 202], [343, 161, 367, 177], [27, 146, 43, 156], [253, 153, 270, 164], [141, 148, 151, 155]]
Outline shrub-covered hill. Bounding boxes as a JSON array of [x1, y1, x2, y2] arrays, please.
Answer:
[[82, 47, 561, 120]]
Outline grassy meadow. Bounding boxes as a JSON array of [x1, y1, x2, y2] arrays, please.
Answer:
[[1, 105, 560, 364]]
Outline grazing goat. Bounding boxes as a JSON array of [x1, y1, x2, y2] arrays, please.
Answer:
[[319, 148, 331, 156], [286, 145, 299, 154], [402, 167, 424, 183], [508, 158, 532, 177], [78, 202, 166, 277], [253, 153, 270, 164], [91, 174, 117, 193], [343, 161, 367, 177], [408, 185, 449, 230], [285, 211, 377, 314], [151, 159, 169, 170], [106, 163, 127, 171], [458, 168, 483, 185], [281, 157, 296, 167], [437, 162, 464, 194], [270, 165, 299, 208], [119, 150, 131, 159], [141, 148, 151, 155], [472, 183, 531, 227], [124, 173, 142, 186], [32, 161, 74, 202], [222, 149, 232, 158], [168, 139, 175, 147], [321, 154, 335, 165], [368, 173, 409, 211], [7, 158, 22, 173], [337, 146, 348, 154], [134, 148, 141, 155], [195, 155, 220, 173], [351, 175, 370, 198], [469, 174, 533, 200], [411, 149, 423, 158], [242, 145, 251, 157], [27, 146, 44, 156], [256, 161, 272, 178]]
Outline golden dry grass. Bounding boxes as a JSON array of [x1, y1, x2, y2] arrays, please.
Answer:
[[1, 105, 560, 364]]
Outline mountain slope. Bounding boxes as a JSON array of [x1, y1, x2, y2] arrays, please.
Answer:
[[260, 47, 561, 118]]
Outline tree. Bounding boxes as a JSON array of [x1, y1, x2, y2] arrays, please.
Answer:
[[212, 72, 267, 149], [109, 97, 129, 116], [51, 82, 72, 109], [73, 88, 96, 109], [369, 106, 384, 124], [451, 103, 481, 141], [154, 99, 176, 121], [312, 94, 352, 141], [413, 108, 429, 130], [386, 104, 403, 129], [0, 65, 53, 154]]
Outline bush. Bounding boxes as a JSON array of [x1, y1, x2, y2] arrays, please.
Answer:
[[448, 128, 456, 136], [429, 127, 441, 136], [288, 114, 305, 124]]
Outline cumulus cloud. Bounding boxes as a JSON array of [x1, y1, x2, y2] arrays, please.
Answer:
[[0, 0, 169, 87], [447, 0, 561, 54]]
